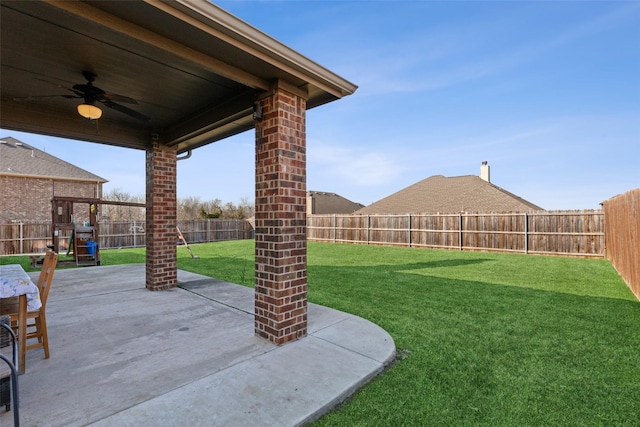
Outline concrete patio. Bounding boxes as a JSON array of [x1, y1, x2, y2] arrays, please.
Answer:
[[0, 264, 395, 426]]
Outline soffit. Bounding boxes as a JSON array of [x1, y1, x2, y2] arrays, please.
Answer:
[[0, 0, 356, 154]]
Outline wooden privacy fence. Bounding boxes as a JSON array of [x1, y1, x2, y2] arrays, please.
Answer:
[[1, 212, 606, 258], [603, 188, 640, 300], [0, 219, 253, 255], [173, 219, 254, 245], [0, 221, 51, 255], [308, 211, 605, 257]]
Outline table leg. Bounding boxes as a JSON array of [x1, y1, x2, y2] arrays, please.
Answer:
[[18, 295, 26, 375]]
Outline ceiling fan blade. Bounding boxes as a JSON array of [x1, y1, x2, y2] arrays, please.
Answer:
[[14, 94, 80, 101], [103, 92, 139, 105], [20, 72, 145, 119], [101, 100, 150, 122]]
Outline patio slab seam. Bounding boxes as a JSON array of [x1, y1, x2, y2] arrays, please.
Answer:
[[178, 283, 254, 315], [87, 333, 390, 427], [310, 318, 394, 364]]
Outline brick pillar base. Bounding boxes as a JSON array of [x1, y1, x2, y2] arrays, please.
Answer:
[[145, 137, 177, 291], [254, 83, 308, 344]]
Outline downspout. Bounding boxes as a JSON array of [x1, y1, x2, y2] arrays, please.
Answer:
[[176, 150, 192, 161]]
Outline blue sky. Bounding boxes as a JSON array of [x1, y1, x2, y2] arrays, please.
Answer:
[[3, 1, 639, 210]]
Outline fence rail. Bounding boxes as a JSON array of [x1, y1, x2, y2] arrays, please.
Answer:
[[1, 211, 606, 259], [0, 219, 253, 255], [308, 211, 605, 257]]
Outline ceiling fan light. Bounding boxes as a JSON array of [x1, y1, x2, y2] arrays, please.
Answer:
[[77, 103, 102, 120]]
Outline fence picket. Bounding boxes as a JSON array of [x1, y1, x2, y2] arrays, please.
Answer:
[[1, 211, 606, 259], [308, 211, 605, 258], [0, 219, 253, 255]]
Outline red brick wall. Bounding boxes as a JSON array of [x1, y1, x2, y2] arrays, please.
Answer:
[[254, 85, 308, 344], [145, 140, 177, 290], [0, 175, 101, 223]]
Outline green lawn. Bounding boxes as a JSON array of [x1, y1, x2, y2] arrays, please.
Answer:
[[4, 241, 639, 425]]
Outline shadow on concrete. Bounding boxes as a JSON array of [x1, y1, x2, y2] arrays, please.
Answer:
[[1, 264, 395, 427]]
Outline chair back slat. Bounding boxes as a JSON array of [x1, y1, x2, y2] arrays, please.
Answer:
[[36, 251, 58, 308]]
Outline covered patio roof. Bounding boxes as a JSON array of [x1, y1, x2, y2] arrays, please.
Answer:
[[2, 0, 358, 344], [0, 0, 356, 153]]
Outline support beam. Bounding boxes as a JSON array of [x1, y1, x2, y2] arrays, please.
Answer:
[[42, 0, 271, 91], [0, 99, 150, 150], [254, 83, 308, 344], [145, 136, 178, 290]]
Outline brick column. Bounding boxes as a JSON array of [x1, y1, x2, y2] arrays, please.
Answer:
[[145, 137, 178, 290], [254, 83, 308, 344]]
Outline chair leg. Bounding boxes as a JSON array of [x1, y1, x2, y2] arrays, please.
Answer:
[[39, 314, 50, 359]]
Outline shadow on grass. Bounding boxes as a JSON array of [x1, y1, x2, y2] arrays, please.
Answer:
[[177, 254, 640, 425], [26, 241, 636, 426], [307, 262, 640, 426], [396, 258, 494, 269]]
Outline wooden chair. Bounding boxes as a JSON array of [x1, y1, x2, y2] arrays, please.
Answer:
[[0, 251, 58, 360]]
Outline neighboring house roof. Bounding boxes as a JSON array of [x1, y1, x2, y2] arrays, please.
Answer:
[[308, 191, 364, 214], [0, 136, 107, 182], [356, 174, 543, 215]]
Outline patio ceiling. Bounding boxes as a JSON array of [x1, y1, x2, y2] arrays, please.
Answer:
[[0, 0, 357, 154]]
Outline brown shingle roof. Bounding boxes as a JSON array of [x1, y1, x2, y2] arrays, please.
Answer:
[[0, 136, 107, 182], [356, 175, 543, 214], [308, 191, 364, 214]]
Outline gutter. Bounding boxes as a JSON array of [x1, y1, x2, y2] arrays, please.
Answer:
[[170, 0, 358, 98]]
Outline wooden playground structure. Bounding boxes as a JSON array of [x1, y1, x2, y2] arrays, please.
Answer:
[[51, 197, 145, 266]]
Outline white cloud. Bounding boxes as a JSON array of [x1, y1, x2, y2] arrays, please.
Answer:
[[337, 3, 640, 97], [309, 143, 404, 187]]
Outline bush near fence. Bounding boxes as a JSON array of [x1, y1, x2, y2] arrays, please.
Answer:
[[307, 210, 605, 258], [0, 219, 253, 255], [603, 188, 640, 300]]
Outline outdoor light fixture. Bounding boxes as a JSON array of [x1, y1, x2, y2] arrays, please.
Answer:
[[77, 102, 102, 120], [252, 102, 263, 121]]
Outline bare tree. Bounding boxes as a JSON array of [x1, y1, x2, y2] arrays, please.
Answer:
[[101, 191, 255, 221], [238, 197, 255, 219], [177, 196, 202, 220], [101, 189, 145, 221]]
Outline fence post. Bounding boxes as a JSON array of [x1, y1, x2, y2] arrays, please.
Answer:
[[367, 215, 370, 245], [133, 220, 137, 247], [333, 214, 337, 243], [19, 221, 24, 254], [459, 213, 463, 251], [408, 214, 411, 247], [524, 212, 528, 254]]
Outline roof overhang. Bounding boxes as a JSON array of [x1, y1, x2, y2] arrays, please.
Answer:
[[0, 0, 357, 154], [0, 173, 107, 183]]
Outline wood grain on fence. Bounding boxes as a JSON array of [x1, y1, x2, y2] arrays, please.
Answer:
[[308, 211, 605, 257], [177, 219, 253, 244], [0, 219, 253, 255], [2, 212, 608, 259], [603, 188, 640, 300], [0, 221, 51, 254]]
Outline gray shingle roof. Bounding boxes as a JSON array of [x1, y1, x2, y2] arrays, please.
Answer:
[[0, 136, 107, 182], [356, 175, 543, 215], [308, 191, 364, 214]]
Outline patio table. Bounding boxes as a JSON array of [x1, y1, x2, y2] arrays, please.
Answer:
[[0, 264, 41, 374]]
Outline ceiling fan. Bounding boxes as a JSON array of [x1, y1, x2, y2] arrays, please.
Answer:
[[16, 71, 150, 122]]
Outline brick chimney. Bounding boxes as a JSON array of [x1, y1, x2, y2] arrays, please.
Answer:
[[480, 161, 490, 182]]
